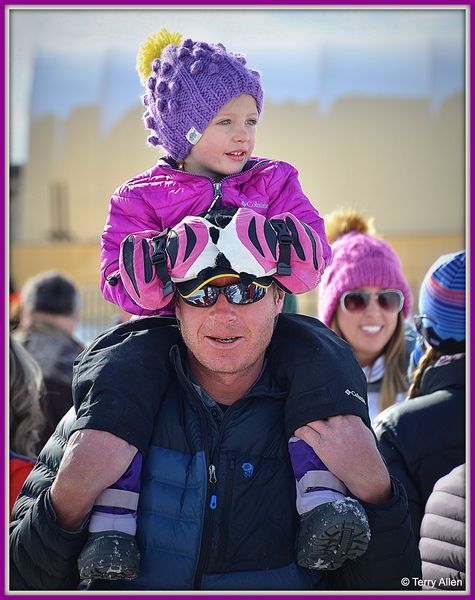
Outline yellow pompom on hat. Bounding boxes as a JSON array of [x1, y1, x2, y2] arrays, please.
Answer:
[[136, 28, 183, 86], [136, 27, 264, 161]]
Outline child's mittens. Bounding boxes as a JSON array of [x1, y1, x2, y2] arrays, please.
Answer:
[[269, 212, 326, 294], [119, 229, 175, 311], [119, 215, 219, 311]]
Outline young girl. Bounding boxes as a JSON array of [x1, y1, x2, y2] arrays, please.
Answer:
[[100, 29, 331, 314], [318, 209, 414, 421], [74, 29, 371, 581]]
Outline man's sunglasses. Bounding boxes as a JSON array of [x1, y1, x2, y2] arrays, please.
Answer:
[[178, 281, 270, 308], [340, 289, 404, 314]]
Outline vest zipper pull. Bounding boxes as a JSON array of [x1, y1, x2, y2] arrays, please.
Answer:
[[208, 464, 217, 483], [209, 465, 217, 509]]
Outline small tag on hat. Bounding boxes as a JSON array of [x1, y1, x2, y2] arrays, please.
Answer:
[[186, 127, 202, 145]]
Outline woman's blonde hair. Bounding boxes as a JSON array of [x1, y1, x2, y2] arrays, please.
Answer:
[[332, 311, 408, 412], [10, 339, 44, 458]]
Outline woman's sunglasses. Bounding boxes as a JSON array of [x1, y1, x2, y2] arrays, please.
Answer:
[[340, 289, 404, 314], [178, 281, 270, 308]]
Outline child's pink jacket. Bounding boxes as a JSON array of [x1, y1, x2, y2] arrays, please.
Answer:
[[101, 156, 331, 315]]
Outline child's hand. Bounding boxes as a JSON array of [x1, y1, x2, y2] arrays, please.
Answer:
[[294, 415, 391, 504]]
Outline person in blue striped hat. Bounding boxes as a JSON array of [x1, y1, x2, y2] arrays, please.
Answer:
[[373, 250, 466, 542], [415, 250, 465, 357], [408, 249, 465, 375]]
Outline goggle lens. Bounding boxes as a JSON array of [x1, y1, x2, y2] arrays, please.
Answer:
[[341, 290, 404, 314], [413, 314, 441, 346], [181, 282, 269, 307]]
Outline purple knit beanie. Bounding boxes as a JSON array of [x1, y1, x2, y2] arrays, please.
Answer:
[[318, 230, 413, 326], [137, 29, 264, 161]]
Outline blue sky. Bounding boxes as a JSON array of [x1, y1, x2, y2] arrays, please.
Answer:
[[9, 7, 466, 164]]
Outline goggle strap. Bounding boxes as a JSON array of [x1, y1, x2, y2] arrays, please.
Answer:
[[271, 219, 292, 276], [151, 229, 174, 297]]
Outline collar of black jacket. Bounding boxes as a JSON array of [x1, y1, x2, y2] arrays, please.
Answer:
[[170, 343, 286, 407]]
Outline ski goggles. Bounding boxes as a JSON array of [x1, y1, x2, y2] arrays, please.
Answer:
[[413, 314, 441, 346], [340, 289, 404, 314], [413, 313, 465, 354], [178, 279, 271, 308]]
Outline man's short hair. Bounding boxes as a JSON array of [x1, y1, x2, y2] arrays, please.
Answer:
[[20, 271, 80, 317]]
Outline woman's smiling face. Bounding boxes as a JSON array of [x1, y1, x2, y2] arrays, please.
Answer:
[[335, 286, 400, 367]]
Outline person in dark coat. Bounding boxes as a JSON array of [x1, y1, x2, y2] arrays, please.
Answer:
[[419, 464, 465, 590], [10, 224, 421, 591], [373, 250, 465, 541], [13, 271, 84, 452], [9, 339, 45, 517]]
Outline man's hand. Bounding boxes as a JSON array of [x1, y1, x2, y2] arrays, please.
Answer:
[[294, 415, 391, 504]]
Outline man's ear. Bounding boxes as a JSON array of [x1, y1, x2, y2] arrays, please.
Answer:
[[174, 293, 182, 319], [274, 286, 286, 314]]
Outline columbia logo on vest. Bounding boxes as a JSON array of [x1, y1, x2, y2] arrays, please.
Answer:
[[345, 389, 365, 404]]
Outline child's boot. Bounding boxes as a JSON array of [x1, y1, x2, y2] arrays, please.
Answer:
[[78, 453, 142, 581], [289, 437, 371, 570]]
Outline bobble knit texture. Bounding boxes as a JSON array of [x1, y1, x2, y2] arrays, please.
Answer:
[[141, 38, 264, 161], [318, 231, 413, 325], [418, 250, 465, 342]]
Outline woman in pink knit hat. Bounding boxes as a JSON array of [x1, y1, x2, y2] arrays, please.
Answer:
[[318, 209, 414, 422]]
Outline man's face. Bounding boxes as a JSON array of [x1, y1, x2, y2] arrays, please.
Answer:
[[175, 276, 284, 384]]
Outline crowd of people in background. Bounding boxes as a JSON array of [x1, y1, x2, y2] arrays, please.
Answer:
[[12, 272, 84, 450]]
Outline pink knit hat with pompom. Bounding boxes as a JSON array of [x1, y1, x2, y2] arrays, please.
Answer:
[[318, 229, 413, 326]]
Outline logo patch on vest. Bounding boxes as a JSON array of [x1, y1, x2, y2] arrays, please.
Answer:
[[242, 462, 254, 478], [345, 388, 366, 403]]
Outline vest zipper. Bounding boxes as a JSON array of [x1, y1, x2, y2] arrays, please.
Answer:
[[208, 464, 217, 510], [193, 404, 234, 589], [192, 407, 213, 589]]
